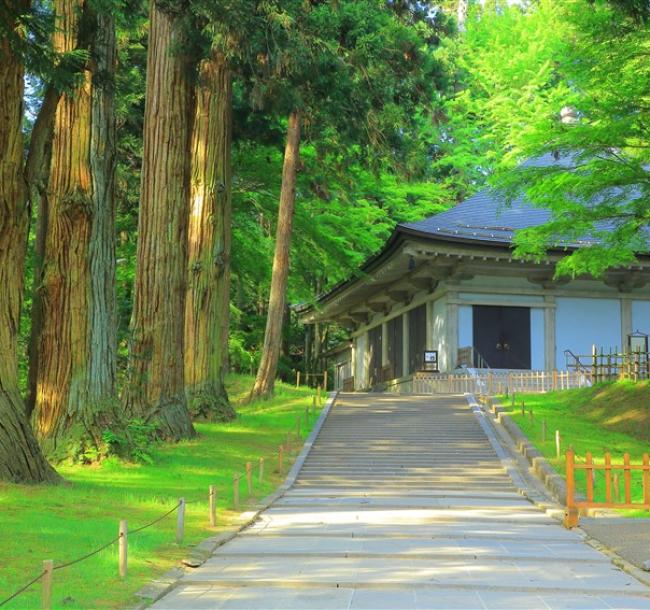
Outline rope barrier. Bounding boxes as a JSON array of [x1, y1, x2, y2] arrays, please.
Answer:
[[0, 402, 320, 608], [0, 571, 46, 607]]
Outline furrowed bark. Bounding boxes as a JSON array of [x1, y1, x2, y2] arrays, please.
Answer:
[[251, 109, 301, 399], [125, 0, 195, 440], [31, 0, 119, 458], [0, 4, 59, 483], [184, 51, 235, 421]]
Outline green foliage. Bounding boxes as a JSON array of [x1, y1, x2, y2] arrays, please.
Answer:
[[441, 0, 650, 276], [0, 376, 318, 610], [102, 419, 159, 464]]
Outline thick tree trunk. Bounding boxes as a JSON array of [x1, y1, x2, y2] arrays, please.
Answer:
[[0, 11, 59, 483], [184, 51, 235, 421], [250, 110, 301, 399], [125, 0, 195, 439], [31, 0, 118, 457]]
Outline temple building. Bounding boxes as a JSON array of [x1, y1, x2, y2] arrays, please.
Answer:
[[298, 184, 650, 391]]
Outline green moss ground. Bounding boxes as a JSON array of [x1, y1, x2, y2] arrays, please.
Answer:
[[501, 380, 650, 517], [0, 376, 320, 609]]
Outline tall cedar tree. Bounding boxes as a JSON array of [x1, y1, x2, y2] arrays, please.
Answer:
[[251, 109, 301, 398], [185, 50, 236, 421], [125, 0, 195, 439], [31, 0, 119, 457], [250, 0, 443, 398], [0, 1, 59, 482]]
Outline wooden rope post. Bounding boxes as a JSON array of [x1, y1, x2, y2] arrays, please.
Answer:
[[605, 453, 612, 503], [296, 370, 301, 388], [176, 498, 185, 545], [644, 454, 650, 506], [555, 430, 561, 460], [259, 457, 265, 484], [586, 452, 594, 502], [246, 462, 253, 495], [119, 519, 128, 579], [42, 559, 53, 610], [233, 474, 240, 510], [209, 485, 217, 527], [564, 448, 579, 528], [324, 370, 328, 391], [278, 445, 284, 474], [624, 453, 632, 503]]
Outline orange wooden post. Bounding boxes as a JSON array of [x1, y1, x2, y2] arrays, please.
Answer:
[[643, 453, 650, 507], [246, 462, 253, 495], [585, 451, 594, 503], [564, 448, 579, 528], [624, 453, 632, 504], [605, 453, 612, 504]]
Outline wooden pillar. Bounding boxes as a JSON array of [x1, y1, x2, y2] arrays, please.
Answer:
[[425, 300, 434, 350], [381, 321, 389, 367], [621, 298, 632, 350], [402, 313, 409, 375], [544, 295, 556, 371], [446, 293, 458, 372]]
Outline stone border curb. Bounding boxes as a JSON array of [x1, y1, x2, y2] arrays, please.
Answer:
[[470, 395, 650, 590], [130, 391, 338, 609], [479, 397, 567, 504]]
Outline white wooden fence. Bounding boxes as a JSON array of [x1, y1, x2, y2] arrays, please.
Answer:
[[383, 369, 589, 396]]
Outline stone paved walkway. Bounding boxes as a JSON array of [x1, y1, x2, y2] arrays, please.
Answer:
[[152, 394, 650, 609]]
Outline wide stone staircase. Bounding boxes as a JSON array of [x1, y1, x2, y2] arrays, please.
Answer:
[[153, 393, 650, 609]]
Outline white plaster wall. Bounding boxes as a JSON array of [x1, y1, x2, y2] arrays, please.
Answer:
[[530, 308, 545, 370], [432, 297, 448, 371], [458, 305, 473, 349], [632, 300, 650, 335], [354, 333, 367, 390], [555, 297, 622, 369]]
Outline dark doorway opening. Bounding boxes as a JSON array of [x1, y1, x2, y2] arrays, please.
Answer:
[[473, 305, 531, 369]]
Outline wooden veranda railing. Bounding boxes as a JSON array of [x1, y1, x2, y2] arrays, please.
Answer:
[[393, 370, 589, 395], [564, 448, 650, 528]]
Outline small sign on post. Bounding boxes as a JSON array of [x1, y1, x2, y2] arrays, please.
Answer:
[[422, 350, 439, 372]]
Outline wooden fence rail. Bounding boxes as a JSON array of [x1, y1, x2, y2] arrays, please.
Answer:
[[564, 448, 650, 528], [383, 370, 589, 396]]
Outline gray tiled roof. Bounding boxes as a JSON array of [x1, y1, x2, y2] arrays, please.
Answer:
[[401, 190, 553, 244]]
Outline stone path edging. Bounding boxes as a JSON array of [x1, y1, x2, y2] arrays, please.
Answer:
[[130, 391, 338, 610], [469, 395, 650, 591]]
